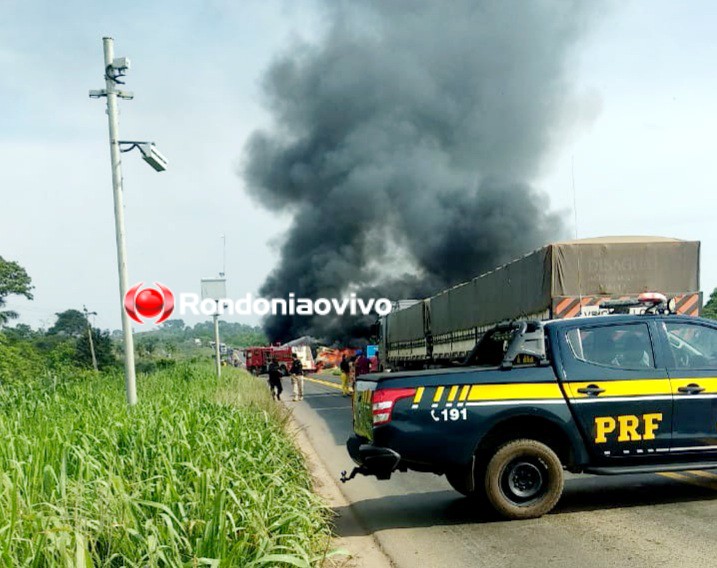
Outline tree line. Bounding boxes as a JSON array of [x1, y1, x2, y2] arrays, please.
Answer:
[[0, 256, 268, 378]]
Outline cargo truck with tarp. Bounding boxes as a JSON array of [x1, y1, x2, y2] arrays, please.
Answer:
[[381, 236, 701, 370]]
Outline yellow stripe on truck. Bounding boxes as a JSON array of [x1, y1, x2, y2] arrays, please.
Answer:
[[406, 377, 713, 410], [565, 379, 671, 399], [670, 377, 717, 394], [459, 385, 470, 402], [467, 382, 563, 401]]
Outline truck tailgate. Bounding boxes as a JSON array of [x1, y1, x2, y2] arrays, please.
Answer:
[[353, 376, 380, 441]]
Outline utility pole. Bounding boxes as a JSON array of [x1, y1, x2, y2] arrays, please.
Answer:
[[83, 305, 99, 372], [213, 310, 221, 378], [201, 277, 226, 379], [94, 37, 137, 405], [91, 38, 167, 403], [218, 235, 225, 379]]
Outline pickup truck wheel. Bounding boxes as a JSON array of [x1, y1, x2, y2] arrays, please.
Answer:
[[484, 439, 563, 520]]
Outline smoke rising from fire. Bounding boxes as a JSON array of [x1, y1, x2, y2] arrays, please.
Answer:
[[243, 1, 600, 344]]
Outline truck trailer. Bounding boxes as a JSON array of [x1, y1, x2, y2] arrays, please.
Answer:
[[380, 236, 701, 370]]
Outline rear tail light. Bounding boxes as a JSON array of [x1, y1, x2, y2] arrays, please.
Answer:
[[372, 387, 416, 426]]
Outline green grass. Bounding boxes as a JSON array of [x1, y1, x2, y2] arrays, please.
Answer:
[[0, 364, 332, 566]]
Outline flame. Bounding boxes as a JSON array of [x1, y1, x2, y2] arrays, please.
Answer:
[[315, 347, 356, 371]]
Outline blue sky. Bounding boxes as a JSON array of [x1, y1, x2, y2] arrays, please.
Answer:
[[2, 0, 716, 330]]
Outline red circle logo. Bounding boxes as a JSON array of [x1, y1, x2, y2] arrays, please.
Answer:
[[124, 282, 175, 324]]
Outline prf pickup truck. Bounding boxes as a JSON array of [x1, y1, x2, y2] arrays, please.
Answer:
[[345, 310, 717, 519]]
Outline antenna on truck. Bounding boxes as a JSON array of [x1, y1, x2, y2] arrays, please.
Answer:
[[572, 155, 584, 312], [571, 155, 579, 241]]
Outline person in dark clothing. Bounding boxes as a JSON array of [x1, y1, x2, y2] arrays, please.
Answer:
[[369, 350, 379, 373], [355, 350, 370, 378], [290, 352, 305, 401], [267, 357, 283, 400], [339, 354, 351, 396]]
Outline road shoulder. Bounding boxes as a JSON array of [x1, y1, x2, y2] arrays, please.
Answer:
[[283, 399, 394, 568]]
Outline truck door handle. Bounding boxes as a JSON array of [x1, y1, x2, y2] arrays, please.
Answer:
[[677, 383, 705, 394], [577, 384, 605, 396]]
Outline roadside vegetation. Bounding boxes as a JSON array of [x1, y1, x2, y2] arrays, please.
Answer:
[[703, 288, 717, 320], [0, 358, 332, 566], [0, 256, 333, 566]]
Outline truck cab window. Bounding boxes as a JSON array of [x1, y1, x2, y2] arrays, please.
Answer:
[[664, 322, 717, 369], [566, 323, 655, 370]]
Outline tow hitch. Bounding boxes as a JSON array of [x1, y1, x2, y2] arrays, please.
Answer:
[[343, 439, 402, 481], [340, 466, 367, 483]]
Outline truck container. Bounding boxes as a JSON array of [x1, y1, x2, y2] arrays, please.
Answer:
[[382, 236, 701, 369]]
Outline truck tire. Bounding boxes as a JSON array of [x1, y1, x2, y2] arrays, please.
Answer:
[[484, 439, 563, 520]]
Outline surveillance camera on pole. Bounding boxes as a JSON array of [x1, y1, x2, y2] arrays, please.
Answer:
[[89, 37, 167, 406], [140, 143, 168, 172], [112, 57, 130, 71], [117, 140, 168, 172]]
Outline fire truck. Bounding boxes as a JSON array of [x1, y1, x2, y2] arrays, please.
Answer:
[[244, 346, 293, 375]]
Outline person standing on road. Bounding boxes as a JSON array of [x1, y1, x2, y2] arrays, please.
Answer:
[[349, 355, 357, 393], [290, 352, 304, 401], [355, 349, 370, 378], [267, 357, 284, 401], [339, 354, 351, 396], [369, 350, 379, 373]]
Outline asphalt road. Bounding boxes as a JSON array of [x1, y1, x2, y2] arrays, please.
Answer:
[[284, 372, 717, 568]]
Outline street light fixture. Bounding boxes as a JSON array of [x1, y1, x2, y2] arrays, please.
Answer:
[[89, 37, 167, 406]]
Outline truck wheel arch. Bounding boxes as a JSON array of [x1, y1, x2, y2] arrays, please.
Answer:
[[475, 415, 576, 469]]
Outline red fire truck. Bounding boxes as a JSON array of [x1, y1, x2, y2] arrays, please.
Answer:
[[244, 346, 293, 375]]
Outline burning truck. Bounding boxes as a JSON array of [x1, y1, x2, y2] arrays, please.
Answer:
[[315, 347, 356, 371]]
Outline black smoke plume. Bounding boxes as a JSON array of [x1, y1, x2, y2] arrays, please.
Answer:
[[243, 0, 599, 344]]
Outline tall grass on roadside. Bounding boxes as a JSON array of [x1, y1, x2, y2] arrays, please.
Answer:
[[0, 364, 331, 566]]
